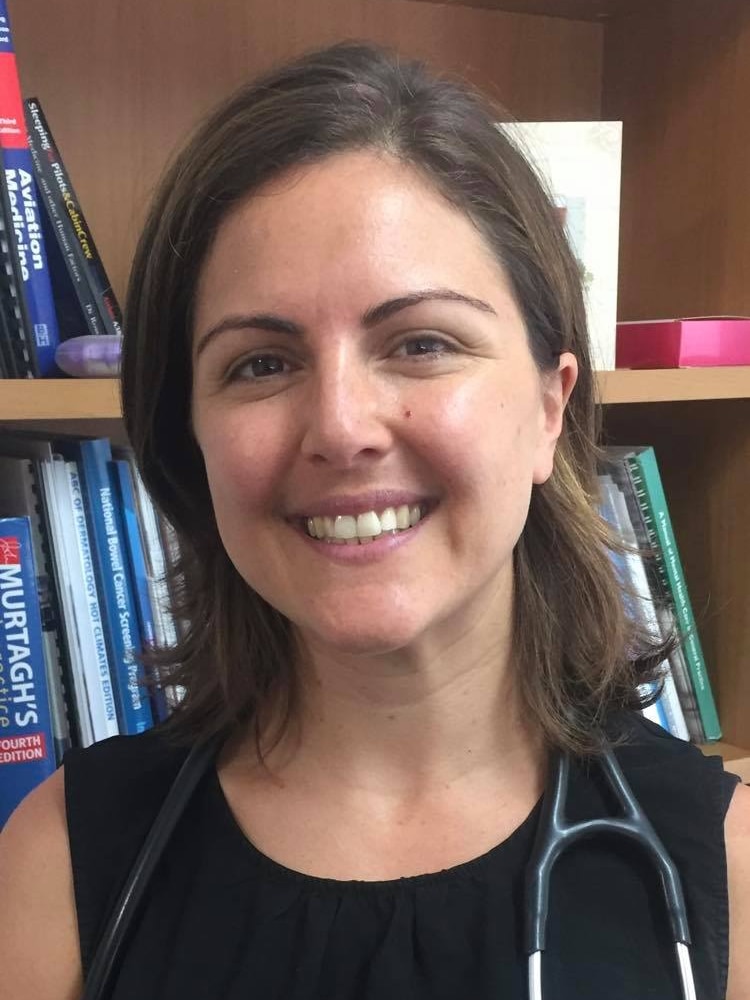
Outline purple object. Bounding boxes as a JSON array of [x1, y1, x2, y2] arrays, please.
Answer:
[[55, 335, 122, 377]]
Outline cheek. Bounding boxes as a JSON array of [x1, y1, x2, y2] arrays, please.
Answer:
[[419, 376, 539, 487], [198, 410, 287, 518]]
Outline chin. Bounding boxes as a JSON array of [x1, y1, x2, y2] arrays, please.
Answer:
[[297, 616, 428, 659]]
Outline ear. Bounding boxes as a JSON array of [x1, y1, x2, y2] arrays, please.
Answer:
[[532, 351, 579, 486]]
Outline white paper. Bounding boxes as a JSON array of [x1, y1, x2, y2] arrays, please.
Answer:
[[501, 121, 623, 371]]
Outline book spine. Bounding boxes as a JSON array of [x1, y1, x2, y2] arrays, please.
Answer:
[[0, 4, 61, 374], [626, 448, 722, 741], [66, 462, 119, 738], [605, 476, 690, 741], [597, 482, 673, 737], [0, 517, 56, 828], [109, 459, 169, 722], [24, 97, 121, 338], [604, 452, 706, 741], [0, 453, 72, 760], [24, 467, 71, 761], [24, 100, 105, 338], [0, 144, 35, 377], [73, 439, 152, 734]]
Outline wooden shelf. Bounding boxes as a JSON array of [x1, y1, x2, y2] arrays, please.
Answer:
[[404, 0, 647, 22], [598, 367, 750, 404], [0, 379, 121, 420], [2, 369, 750, 422]]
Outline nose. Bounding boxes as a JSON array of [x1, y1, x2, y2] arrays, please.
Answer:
[[299, 353, 394, 468]]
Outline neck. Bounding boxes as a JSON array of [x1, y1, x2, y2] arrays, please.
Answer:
[[251, 613, 546, 806]]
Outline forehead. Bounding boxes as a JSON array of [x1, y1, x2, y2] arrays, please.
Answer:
[[193, 150, 514, 329]]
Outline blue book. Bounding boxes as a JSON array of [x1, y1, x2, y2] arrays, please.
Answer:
[[0, 1, 61, 375], [109, 459, 169, 723], [0, 517, 56, 828], [56, 439, 153, 734]]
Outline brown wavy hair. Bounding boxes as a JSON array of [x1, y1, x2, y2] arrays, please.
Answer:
[[122, 40, 672, 756]]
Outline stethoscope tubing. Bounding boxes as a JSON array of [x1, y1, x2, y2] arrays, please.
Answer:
[[525, 747, 697, 1000]]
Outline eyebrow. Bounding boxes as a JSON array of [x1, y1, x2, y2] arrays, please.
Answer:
[[193, 288, 497, 359]]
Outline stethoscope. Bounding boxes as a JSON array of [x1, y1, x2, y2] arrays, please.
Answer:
[[81, 733, 698, 1000]]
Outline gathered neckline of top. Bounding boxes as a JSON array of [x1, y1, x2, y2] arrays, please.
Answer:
[[207, 764, 545, 893]]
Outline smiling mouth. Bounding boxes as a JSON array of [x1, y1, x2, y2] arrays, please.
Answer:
[[298, 502, 433, 545]]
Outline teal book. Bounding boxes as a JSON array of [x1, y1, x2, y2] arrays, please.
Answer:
[[609, 446, 721, 742]]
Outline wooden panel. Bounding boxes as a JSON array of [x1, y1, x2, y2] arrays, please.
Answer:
[[603, 399, 750, 749], [0, 379, 120, 420], [0, 380, 125, 443], [403, 0, 643, 21], [9, 0, 602, 304], [603, 0, 750, 319], [598, 366, 750, 404]]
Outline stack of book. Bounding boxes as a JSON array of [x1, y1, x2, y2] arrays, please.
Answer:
[[0, 0, 120, 379], [599, 445, 721, 745], [0, 433, 179, 826]]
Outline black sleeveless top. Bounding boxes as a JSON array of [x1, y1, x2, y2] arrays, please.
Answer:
[[64, 713, 740, 1000]]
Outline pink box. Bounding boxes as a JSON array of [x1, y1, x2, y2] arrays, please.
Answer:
[[615, 317, 750, 369]]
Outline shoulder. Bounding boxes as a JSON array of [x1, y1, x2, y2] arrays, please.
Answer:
[[0, 768, 81, 999], [725, 782, 750, 1000], [64, 725, 189, 832], [64, 728, 192, 975], [610, 713, 741, 843]]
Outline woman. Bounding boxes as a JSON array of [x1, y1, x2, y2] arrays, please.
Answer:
[[1, 41, 748, 1000]]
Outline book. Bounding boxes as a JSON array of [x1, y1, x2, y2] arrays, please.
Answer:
[[500, 121, 622, 371], [54, 457, 119, 743], [0, 143, 35, 377], [116, 450, 182, 713], [598, 473, 689, 740], [109, 458, 169, 722], [0, 517, 56, 828], [604, 452, 706, 742], [25, 96, 122, 340], [0, 0, 61, 375], [0, 454, 71, 761], [0, 433, 91, 744], [607, 446, 721, 741], [56, 437, 153, 735]]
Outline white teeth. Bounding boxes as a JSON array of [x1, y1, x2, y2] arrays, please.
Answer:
[[333, 515, 357, 540], [357, 511, 382, 537], [380, 507, 398, 531], [303, 503, 428, 541]]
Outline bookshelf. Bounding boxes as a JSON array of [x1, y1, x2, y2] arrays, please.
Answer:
[[3, 0, 750, 765], [4, 368, 750, 420]]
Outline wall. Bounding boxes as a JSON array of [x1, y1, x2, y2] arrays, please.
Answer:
[[11, 0, 602, 299]]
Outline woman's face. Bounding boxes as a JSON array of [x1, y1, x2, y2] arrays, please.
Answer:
[[191, 151, 577, 659]]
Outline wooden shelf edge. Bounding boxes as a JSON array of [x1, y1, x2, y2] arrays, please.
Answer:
[[597, 366, 750, 404], [1, 368, 750, 419], [404, 0, 633, 21], [0, 379, 121, 420]]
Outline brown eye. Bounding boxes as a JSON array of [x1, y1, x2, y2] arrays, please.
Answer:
[[230, 353, 288, 380], [397, 335, 455, 357]]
